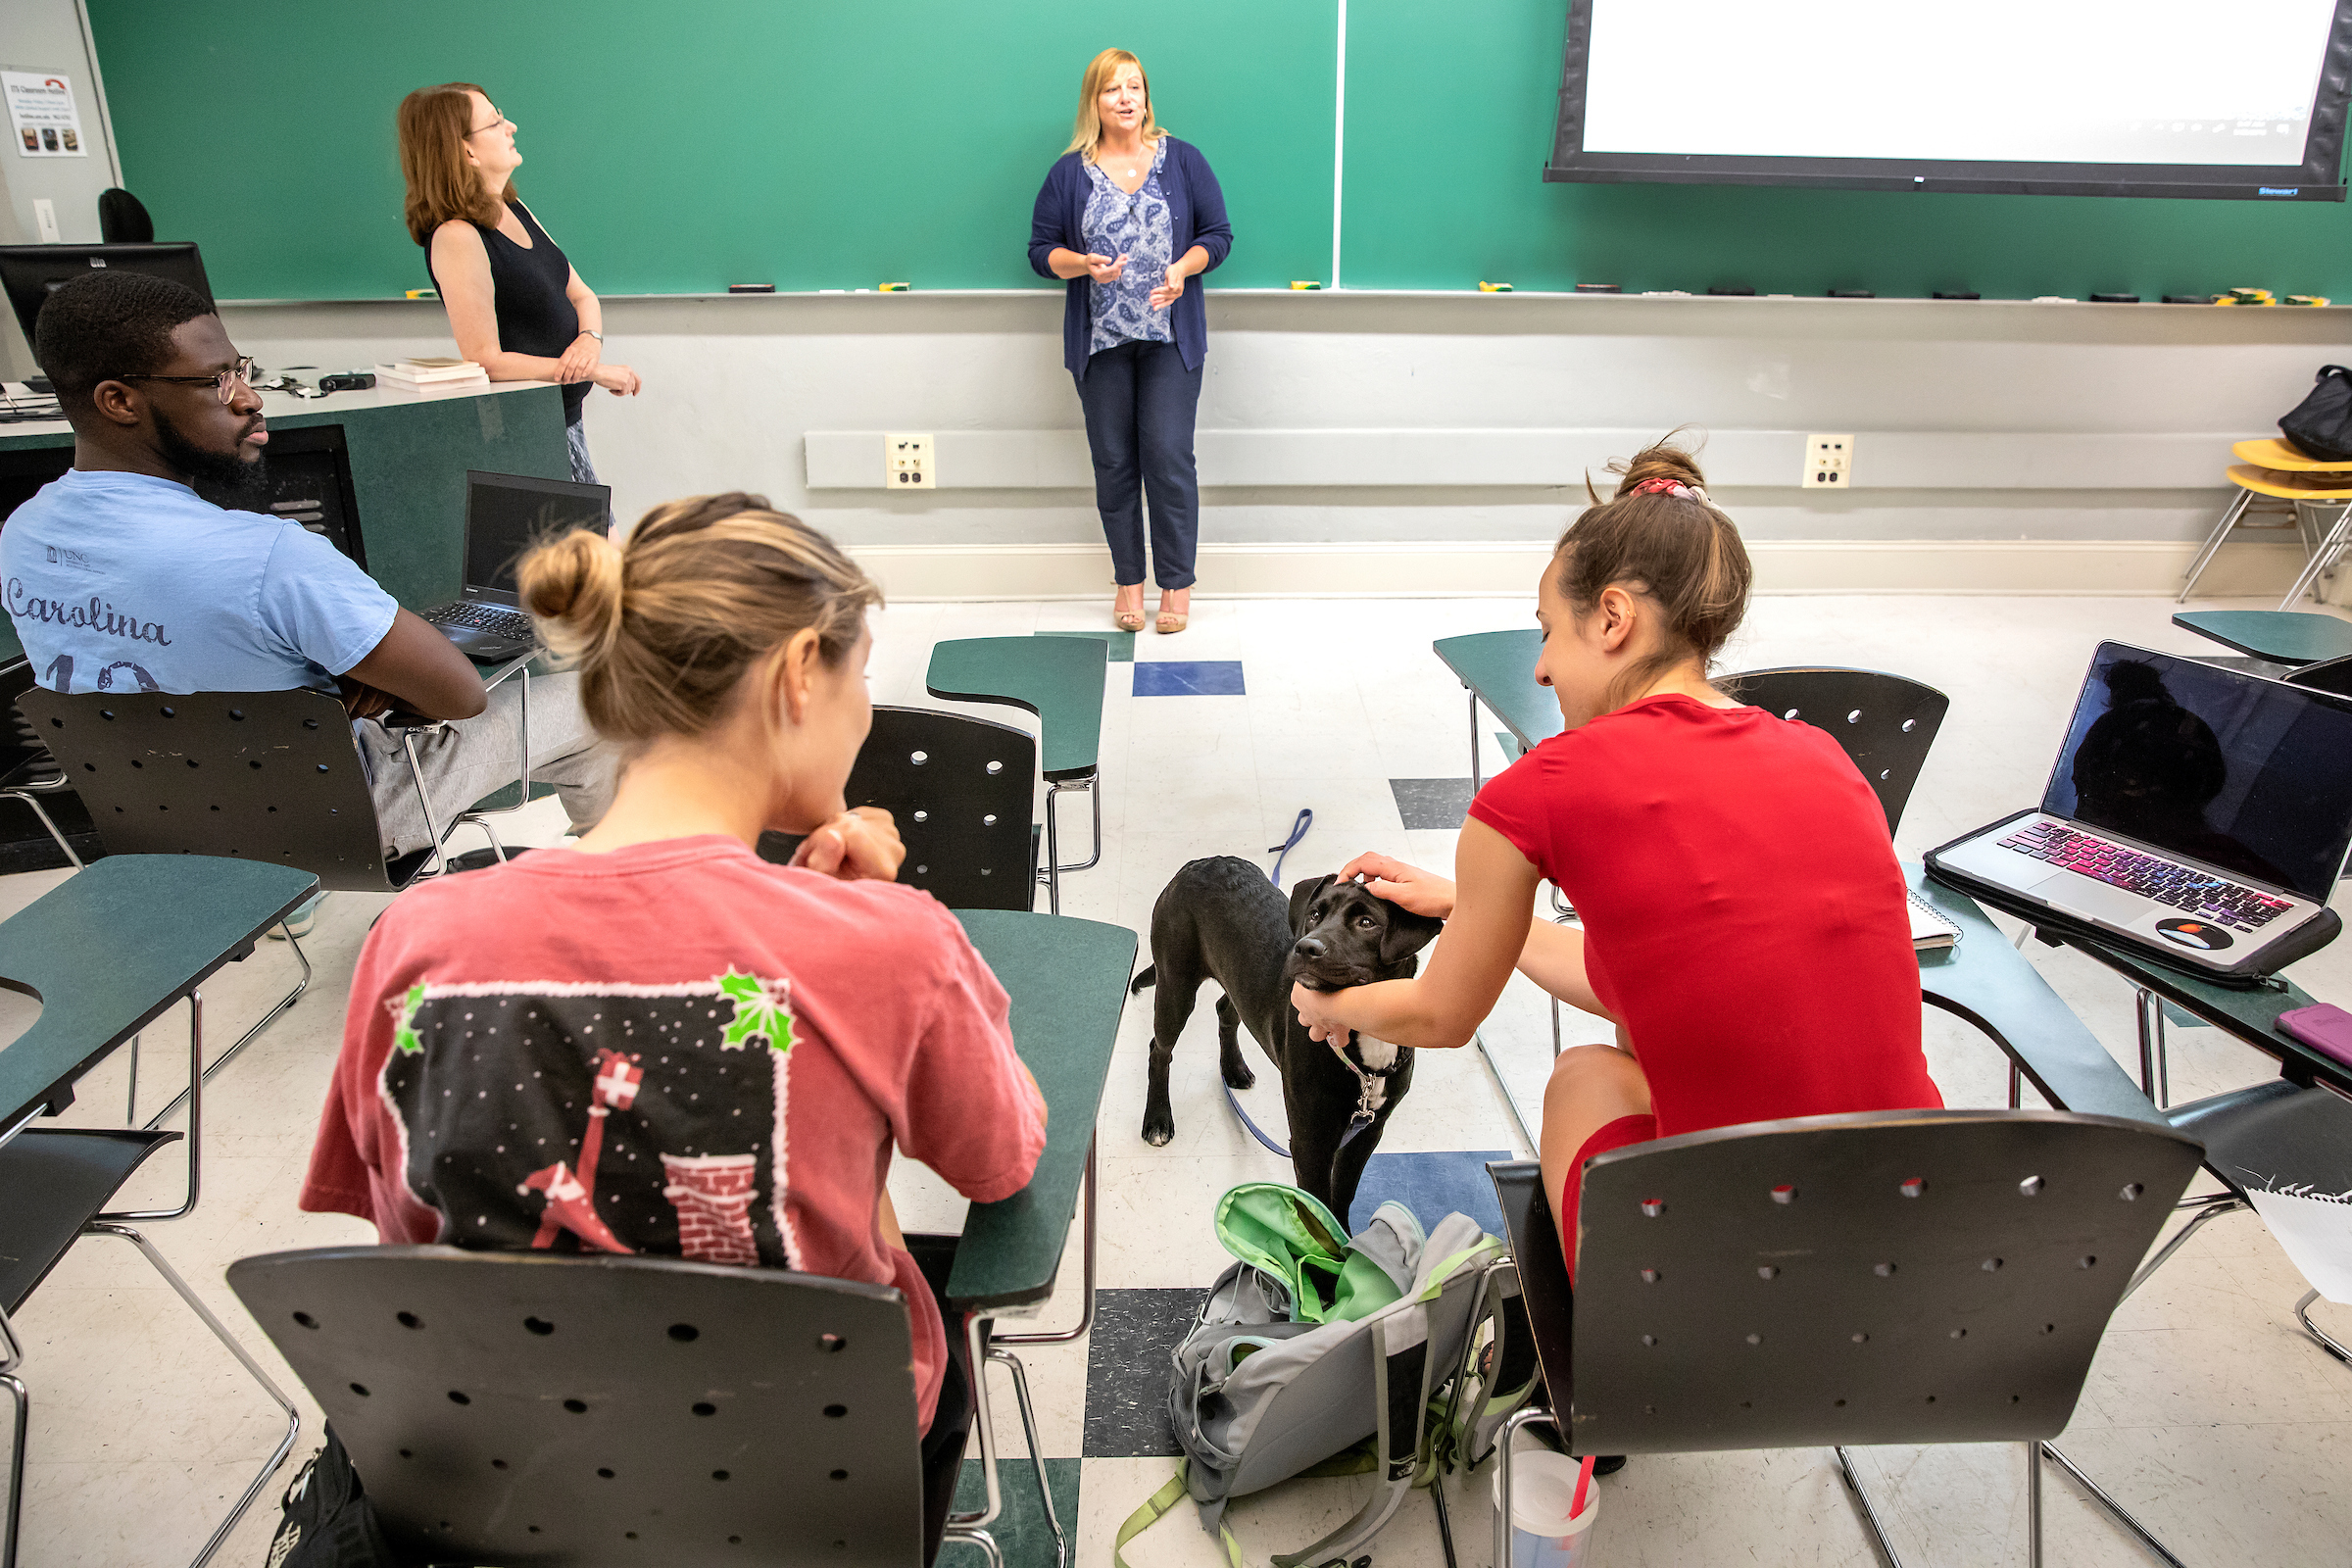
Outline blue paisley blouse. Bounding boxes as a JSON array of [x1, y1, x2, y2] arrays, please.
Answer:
[[1081, 138, 1176, 356]]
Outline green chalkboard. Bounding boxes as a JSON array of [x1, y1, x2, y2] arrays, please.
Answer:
[[85, 0, 1337, 299], [1342, 0, 2352, 300], [87, 0, 2352, 303]]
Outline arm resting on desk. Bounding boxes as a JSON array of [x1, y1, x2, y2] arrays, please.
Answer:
[[342, 610, 488, 721]]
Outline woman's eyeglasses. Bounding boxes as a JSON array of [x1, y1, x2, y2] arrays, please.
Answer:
[[467, 108, 506, 137], [117, 357, 257, 405]]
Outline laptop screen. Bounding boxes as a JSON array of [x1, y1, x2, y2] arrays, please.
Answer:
[[2041, 642, 2352, 901], [463, 471, 612, 602]]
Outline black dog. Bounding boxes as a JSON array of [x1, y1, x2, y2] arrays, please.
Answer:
[[1130, 857, 1445, 1218]]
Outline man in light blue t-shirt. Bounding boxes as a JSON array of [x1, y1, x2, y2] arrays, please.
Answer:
[[4, 270, 613, 882]]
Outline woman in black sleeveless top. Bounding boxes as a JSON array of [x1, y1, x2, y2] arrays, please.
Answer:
[[397, 83, 640, 484]]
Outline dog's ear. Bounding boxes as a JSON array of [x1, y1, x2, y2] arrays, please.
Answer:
[[1377, 903, 1446, 963], [1288, 873, 1338, 935]]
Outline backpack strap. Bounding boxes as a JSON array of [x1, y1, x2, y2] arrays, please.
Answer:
[[1114, 1460, 1241, 1568], [1268, 1308, 1432, 1566]]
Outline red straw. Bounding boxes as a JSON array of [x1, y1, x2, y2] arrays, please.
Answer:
[[1570, 1453, 1596, 1519]]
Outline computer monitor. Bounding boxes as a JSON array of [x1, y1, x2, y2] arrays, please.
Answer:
[[463, 471, 612, 605], [0, 242, 216, 350]]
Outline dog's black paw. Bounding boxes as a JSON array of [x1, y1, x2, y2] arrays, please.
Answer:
[[1141, 1095, 1176, 1147], [1220, 1054, 1255, 1091]]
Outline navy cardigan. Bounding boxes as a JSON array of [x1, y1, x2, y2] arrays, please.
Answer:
[[1028, 137, 1233, 378]]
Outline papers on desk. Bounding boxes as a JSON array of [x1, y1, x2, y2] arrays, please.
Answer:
[[1909, 889, 1962, 951], [2244, 1185, 2352, 1304], [375, 357, 488, 392]]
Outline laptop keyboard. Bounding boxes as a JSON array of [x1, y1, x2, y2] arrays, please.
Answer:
[[1998, 821, 2292, 933], [425, 602, 534, 640]]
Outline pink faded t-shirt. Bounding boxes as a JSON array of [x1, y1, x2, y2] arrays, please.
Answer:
[[300, 835, 1046, 1430]]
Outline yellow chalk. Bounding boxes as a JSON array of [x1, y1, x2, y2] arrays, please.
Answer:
[[1289, 280, 1323, 290], [879, 281, 911, 291], [1478, 281, 1514, 292]]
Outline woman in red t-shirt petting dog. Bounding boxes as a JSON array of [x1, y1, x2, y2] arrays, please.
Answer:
[[1291, 439, 1941, 1276]]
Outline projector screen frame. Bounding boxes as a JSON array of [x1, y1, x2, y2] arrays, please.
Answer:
[[1544, 0, 2352, 202]]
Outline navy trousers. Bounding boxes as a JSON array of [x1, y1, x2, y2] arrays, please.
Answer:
[[1075, 338, 1201, 590]]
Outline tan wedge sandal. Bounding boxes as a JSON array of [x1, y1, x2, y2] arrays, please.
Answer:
[[1113, 583, 1146, 633], [1154, 588, 1190, 634]]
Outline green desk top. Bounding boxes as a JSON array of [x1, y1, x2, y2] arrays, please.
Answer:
[[2172, 611, 2352, 667], [926, 637, 1107, 782], [1433, 629, 1562, 754], [0, 856, 318, 1129], [945, 907, 1136, 1312], [2059, 933, 2333, 1095], [1910, 864, 2165, 1126]]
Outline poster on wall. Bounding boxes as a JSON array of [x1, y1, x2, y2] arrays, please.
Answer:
[[4, 72, 87, 158]]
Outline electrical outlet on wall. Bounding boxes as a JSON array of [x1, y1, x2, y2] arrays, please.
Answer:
[[885, 433, 934, 489], [1804, 433, 1853, 489], [31, 200, 59, 243]]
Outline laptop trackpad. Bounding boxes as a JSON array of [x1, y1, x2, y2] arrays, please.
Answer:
[[2027, 871, 2147, 925]]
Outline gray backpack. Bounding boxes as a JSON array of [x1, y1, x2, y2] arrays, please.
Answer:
[[1116, 1186, 1534, 1568]]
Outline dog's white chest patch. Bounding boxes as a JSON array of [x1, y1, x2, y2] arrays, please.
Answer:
[[1353, 1035, 1401, 1072]]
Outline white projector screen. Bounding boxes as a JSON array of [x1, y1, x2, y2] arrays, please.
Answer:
[[1548, 0, 2352, 200]]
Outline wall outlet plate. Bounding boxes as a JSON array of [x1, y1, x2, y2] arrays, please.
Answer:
[[886, 432, 934, 489], [31, 199, 59, 243], [1804, 433, 1853, 489]]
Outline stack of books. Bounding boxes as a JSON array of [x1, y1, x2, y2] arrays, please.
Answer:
[[374, 357, 490, 393]]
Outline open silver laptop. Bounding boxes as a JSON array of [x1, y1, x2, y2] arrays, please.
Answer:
[[420, 470, 612, 662], [1928, 642, 2352, 977]]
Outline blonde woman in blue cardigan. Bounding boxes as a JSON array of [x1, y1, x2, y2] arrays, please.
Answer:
[[1030, 48, 1233, 634]]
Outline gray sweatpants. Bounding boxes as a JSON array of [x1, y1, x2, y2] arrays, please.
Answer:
[[361, 670, 617, 857]]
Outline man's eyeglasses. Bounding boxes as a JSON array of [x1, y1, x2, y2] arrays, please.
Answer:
[[117, 357, 256, 405]]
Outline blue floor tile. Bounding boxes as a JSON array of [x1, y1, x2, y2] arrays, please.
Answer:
[[1133, 660, 1246, 697], [1349, 1150, 1514, 1237]]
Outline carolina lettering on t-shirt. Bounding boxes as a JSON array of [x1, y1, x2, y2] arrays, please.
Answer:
[[4, 579, 170, 644]]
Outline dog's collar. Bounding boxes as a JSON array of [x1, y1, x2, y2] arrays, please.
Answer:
[[1332, 1033, 1404, 1147]]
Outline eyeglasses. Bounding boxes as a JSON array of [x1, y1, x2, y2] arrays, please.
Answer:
[[117, 357, 256, 405], [466, 108, 506, 137]]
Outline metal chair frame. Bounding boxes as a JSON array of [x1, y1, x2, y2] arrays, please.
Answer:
[[2177, 487, 2336, 603], [0, 1105, 299, 1568]]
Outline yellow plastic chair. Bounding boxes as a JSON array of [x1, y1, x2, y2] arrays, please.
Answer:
[[2178, 440, 2352, 607]]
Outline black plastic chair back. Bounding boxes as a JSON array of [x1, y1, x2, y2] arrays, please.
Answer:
[[761, 707, 1038, 910], [1494, 1108, 2202, 1456], [16, 688, 431, 893], [229, 1246, 925, 1568], [1722, 666, 1949, 834], [97, 187, 154, 244], [2287, 652, 2352, 699]]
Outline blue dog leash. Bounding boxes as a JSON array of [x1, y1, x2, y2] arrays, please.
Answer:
[[1224, 808, 1314, 1158]]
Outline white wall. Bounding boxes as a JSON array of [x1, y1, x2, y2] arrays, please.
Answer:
[[0, 0, 119, 379], [217, 288, 2352, 598]]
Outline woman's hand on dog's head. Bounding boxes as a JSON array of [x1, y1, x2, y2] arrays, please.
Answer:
[[1338, 853, 1456, 920], [791, 806, 906, 883]]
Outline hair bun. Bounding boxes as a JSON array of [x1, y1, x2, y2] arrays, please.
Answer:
[[1610, 434, 1708, 500], [517, 528, 624, 667]]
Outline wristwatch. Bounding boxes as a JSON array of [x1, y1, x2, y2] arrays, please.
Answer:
[[578, 330, 603, 343]]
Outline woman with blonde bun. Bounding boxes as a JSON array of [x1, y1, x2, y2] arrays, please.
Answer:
[[303, 494, 1044, 1556]]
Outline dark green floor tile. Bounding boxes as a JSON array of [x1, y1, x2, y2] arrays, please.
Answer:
[[1036, 629, 1136, 662], [950, 1455, 1080, 1563]]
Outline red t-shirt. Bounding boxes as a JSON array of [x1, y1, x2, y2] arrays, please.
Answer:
[[299, 835, 1046, 1431], [1469, 693, 1941, 1143]]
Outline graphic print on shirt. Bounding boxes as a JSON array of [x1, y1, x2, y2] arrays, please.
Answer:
[[376, 972, 803, 1266]]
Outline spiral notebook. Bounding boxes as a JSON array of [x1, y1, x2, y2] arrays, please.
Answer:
[[1909, 889, 1962, 951]]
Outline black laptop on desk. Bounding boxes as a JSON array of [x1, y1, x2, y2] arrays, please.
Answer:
[[1928, 642, 2352, 981], [420, 471, 611, 662]]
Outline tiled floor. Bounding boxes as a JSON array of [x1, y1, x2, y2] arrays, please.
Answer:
[[5, 593, 2350, 1567]]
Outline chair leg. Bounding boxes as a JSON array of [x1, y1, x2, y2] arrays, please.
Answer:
[[109, 992, 205, 1221], [1472, 1031, 1540, 1152], [1468, 691, 1484, 794], [1834, 1446, 1907, 1568], [936, 1527, 1003, 1567], [2296, 1288, 2351, 1366], [1493, 1405, 1555, 1568], [0, 787, 81, 870], [2037, 1443, 2188, 1568], [946, 1315, 1003, 1532], [2122, 1195, 2247, 1303], [2278, 504, 2352, 610], [0, 1301, 24, 1568], [995, 1137, 1095, 1346], [80, 1223, 299, 1568], [2177, 487, 2254, 603], [984, 1347, 1067, 1568], [2134, 989, 2170, 1109], [124, 1033, 138, 1124], [143, 924, 314, 1141]]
